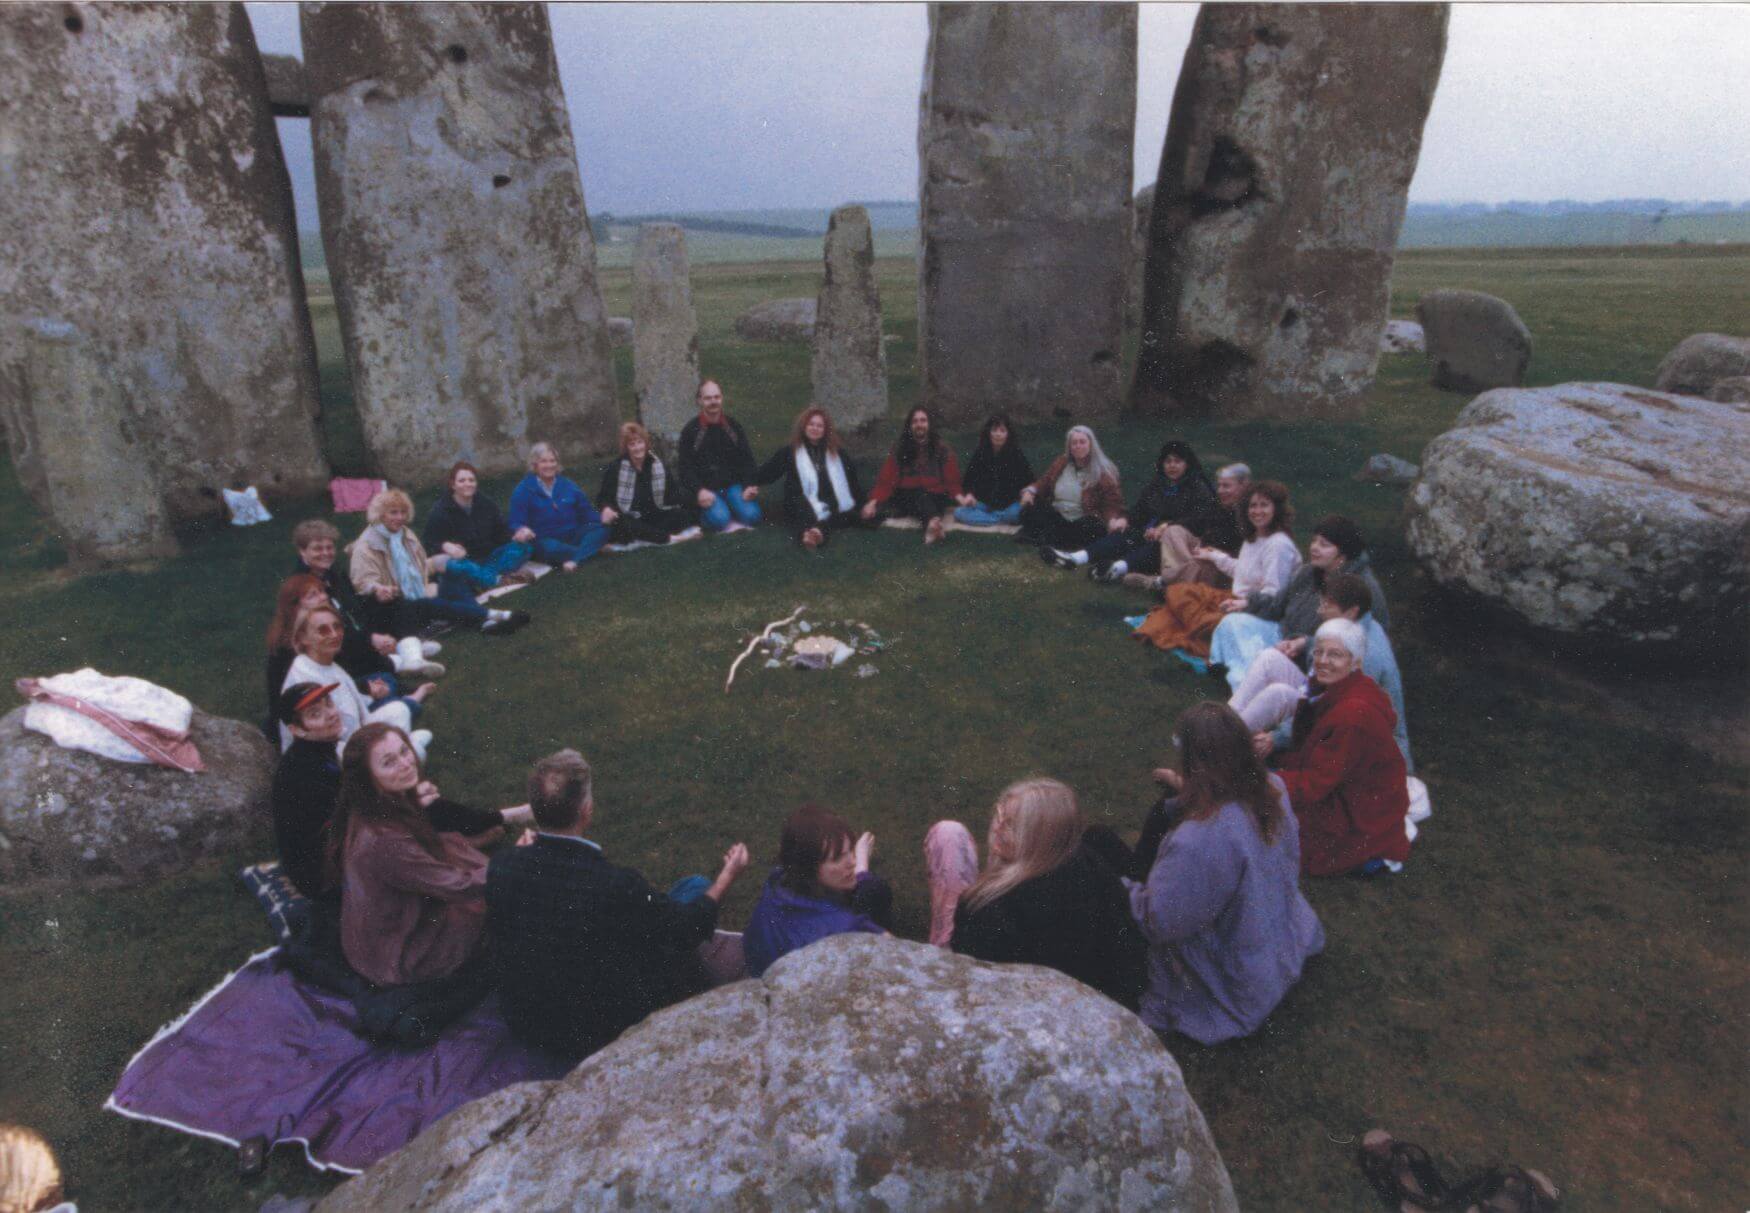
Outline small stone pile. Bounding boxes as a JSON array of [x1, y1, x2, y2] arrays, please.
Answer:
[[757, 616, 887, 676]]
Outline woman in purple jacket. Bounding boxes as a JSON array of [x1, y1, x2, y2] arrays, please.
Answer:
[[743, 804, 892, 976], [1130, 702, 1325, 1044]]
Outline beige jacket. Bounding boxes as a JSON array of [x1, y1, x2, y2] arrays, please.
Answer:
[[348, 526, 436, 599]]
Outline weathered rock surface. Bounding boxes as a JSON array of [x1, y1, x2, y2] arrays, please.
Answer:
[[811, 206, 888, 435], [735, 297, 817, 343], [1405, 383, 1750, 648], [260, 52, 309, 116], [0, 2, 329, 520], [303, 2, 618, 483], [632, 223, 701, 446], [606, 317, 634, 349], [1416, 289, 1533, 392], [0, 320, 179, 566], [317, 935, 1238, 1213], [1356, 452, 1420, 485], [1128, 182, 1157, 329], [1707, 375, 1750, 404], [0, 705, 275, 890], [1381, 319, 1426, 355], [918, 3, 1136, 425], [1133, 5, 1448, 420], [1653, 333, 1750, 398]]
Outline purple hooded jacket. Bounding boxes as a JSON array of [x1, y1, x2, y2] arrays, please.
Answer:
[[743, 869, 891, 976]]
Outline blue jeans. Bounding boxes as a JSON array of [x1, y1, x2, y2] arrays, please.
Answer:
[[360, 672, 425, 723], [444, 541, 532, 591], [531, 526, 608, 566], [953, 500, 1023, 527], [700, 486, 762, 531], [668, 875, 712, 903]]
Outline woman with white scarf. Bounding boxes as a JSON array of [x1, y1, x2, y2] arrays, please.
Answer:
[[753, 406, 867, 550], [349, 489, 530, 638]]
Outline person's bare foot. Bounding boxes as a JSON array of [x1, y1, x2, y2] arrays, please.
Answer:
[[924, 516, 946, 545], [562, 561, 578, 573], [801, 528, 823, 550]]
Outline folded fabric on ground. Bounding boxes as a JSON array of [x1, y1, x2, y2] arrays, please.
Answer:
[[476, 562, 552, 603], [19, 669, 203, 772], [329, 478, 387, 514], [880, 517, 1020, 535], [106, 949, 567, 1174]]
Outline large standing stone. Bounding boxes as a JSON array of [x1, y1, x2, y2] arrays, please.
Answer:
[[302, 2, 618, 484], [1133, 5, 1448, 419], [1404, 383, 1750, 648], [1653, 333, 1750, 398], [0, 703, 275, 890], [1128, 182, 1157, 330], [317, 935, 1237, 1212], [918, 4, 1136, 426], [0, 3, 329, 520], [1416, 288, 1533, 392], [812, 205, 889, 435], [0, 320, 178, 566], [632, 223, 701, 447]]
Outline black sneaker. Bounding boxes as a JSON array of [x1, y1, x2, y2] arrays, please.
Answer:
[[481, 610, 531, 636], [1088, 561, 1117, 583]]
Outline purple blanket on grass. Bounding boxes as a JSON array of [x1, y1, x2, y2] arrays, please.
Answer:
[[106, 948, 567, 1173]]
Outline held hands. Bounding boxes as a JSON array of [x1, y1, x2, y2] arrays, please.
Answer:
[[1219, 598, 1247, 614], [697, 488, 717, 509], [1020, 486, 1037, 505], [512, 526, 536, 544], [1191, 544, 1219, 562], [860, 500, 879, 520], [371, 633, 396, 656], [1144, 524, 1163, 542], [441, 542, 467, 560], [955, 493, 976, 508], [415, 780, 440, 808], [599, 507, 619, 525], [853, 831, 876, 875]]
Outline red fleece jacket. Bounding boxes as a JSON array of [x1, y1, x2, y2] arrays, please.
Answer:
[[1278, 672, 1411, 876]]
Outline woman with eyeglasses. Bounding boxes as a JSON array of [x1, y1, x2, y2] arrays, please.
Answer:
[[278, 604, 432, 759]]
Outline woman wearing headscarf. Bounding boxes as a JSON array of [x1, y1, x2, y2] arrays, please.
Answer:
[[1016, 426, 1125, 552]]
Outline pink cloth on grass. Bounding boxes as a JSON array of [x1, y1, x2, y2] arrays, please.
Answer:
[[330, 478, 388, 514]]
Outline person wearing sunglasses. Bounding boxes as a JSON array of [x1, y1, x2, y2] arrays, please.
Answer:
[[277, 604, 433, 760]]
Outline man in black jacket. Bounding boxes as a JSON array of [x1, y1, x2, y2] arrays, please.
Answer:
[[676, 380, 763, 532], [486, 749, 751, 1060], [271, 682, 347, 901]]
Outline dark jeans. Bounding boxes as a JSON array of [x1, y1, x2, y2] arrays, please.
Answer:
[[366, 570, 489, 637], [609, 507, 695, 545], [1080, 795, 1183, 883], [795, 508, 872, 548], [1019, 502, 1106, 550], [1084, 531, 1162, 574], [875, 488, 952, 523]]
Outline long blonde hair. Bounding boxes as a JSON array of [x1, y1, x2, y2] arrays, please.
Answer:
[[961, 777, 1084, 913]]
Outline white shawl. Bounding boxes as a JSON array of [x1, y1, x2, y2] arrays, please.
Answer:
[[794, 446, 855, 522]]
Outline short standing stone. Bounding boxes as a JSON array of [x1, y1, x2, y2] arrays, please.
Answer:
[[812, 205, 889, 435], [734, 298, 816, 344], [1381, 320, 1426, 355], [303, 2, 618, 483], [632, 223, 702, 447], [260, 52, 309, 116], [0, 320, 179, 567], [1404, 383, 1750, 648], [315, 935, 1237, 1212], [1133, 5, 1448, 420], [918, 3, 1136, 425], [1653, 333, 1750, 398], [1416, 289, 1533, 392], [0, 705, 275, 890], [1355, 452, 1421, 485], [0, 2, 329, 519]]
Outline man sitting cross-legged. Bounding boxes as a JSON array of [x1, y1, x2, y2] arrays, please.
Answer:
[[486, 749, 751, 1062]]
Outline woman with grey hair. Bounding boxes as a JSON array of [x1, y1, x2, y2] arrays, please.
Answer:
[[1015, 426, 1126, 551], [507, 442, 610, 572]]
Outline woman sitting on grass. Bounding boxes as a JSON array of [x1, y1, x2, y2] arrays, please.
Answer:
[[351, 489, 529, 637], [1129, 703, 1324, 1045], [421, 461, 535, 592], [1207, 514, 1389, 689], [507, 442, 611, 572], [597, 422, 702, 547], [861, 406, 962, 544], [1016, 426, 1125, 552], [755, 406, 868, 550], [743, 804, 892, 975], [278, 605, 432, 758], [953, 413, 1036, 528], [1275, 617, 1411, 876], [1045, 440, 1222, 580], [924, 778, 1146, 1009], [1133, 480, 1301, 658]]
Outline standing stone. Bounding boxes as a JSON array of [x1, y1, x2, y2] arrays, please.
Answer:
[[1128, 182, 1157, 330], [0, 3, 329, 520], [1133, 5, 1448, 419], [260, 53, 310, 117], [0, 321, 178, 566], [632, 223, 701, 448], [302, 2, 618, 484], [918, 4, 1137, 426], [1416, 289, 1533, 392], [811, 205, 889, 435]]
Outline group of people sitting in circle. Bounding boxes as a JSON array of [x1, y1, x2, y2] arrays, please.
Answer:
[[255, 373, 1418, 1060]]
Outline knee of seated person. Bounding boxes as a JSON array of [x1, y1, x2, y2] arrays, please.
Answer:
[[924, 819, 975, 850]]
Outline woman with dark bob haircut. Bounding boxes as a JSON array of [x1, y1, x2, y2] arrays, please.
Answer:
[[742, 803, 892, 975], [1129, 702, 1324, 1045], [953, 412, 1036, 527]]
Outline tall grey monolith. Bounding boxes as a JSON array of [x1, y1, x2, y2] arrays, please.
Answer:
[[632, 224, 701, 448], [0, 321, 178, 566], [811, 206, 888, 436], [302, 2, 618, 482], [918, 3, 1137, 426], [0, 3, 328, 521], [1133, 4, 1448, 420]]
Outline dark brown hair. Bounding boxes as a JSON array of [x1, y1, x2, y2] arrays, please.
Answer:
[[1312, 514, 1366, 561], [1241, 480, 1294, 541], [1174, 702, 1285, 845], [777, 803, 855, 894], [447, 460, 481, 489], [789, 405, 842, 455], [1321, 570, 1374, 618], [324, 722, 441, 887], [267, 573, 328, 652]]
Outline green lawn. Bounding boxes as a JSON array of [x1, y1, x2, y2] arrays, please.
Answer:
[[0, 246, 1745, 1211]]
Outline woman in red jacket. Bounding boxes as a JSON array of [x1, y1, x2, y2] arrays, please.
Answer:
[[861, 407, 962, 544], [1276, 618, 1411, 876]]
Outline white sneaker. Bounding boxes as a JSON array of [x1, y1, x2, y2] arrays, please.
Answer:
[[674, 526, 703, 542], [421, 640, 442, 658], [410, 729, 433, 760]]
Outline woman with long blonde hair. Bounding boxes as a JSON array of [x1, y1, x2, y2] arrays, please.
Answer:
[[923, 777, 1145, 1008]]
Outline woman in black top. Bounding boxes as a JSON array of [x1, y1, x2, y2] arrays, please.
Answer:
[[753, 406, 868, 549], [596, 422, 700, 546], [953, 412, 1036, 527]]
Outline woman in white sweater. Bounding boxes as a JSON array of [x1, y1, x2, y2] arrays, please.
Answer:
[[279, 605, 432, 759]]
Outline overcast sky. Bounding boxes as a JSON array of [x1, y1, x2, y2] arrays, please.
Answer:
[[246, 2, 1750, 222]]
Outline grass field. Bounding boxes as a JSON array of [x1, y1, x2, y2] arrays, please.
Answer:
[[0, 246, 1746, 1210]]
